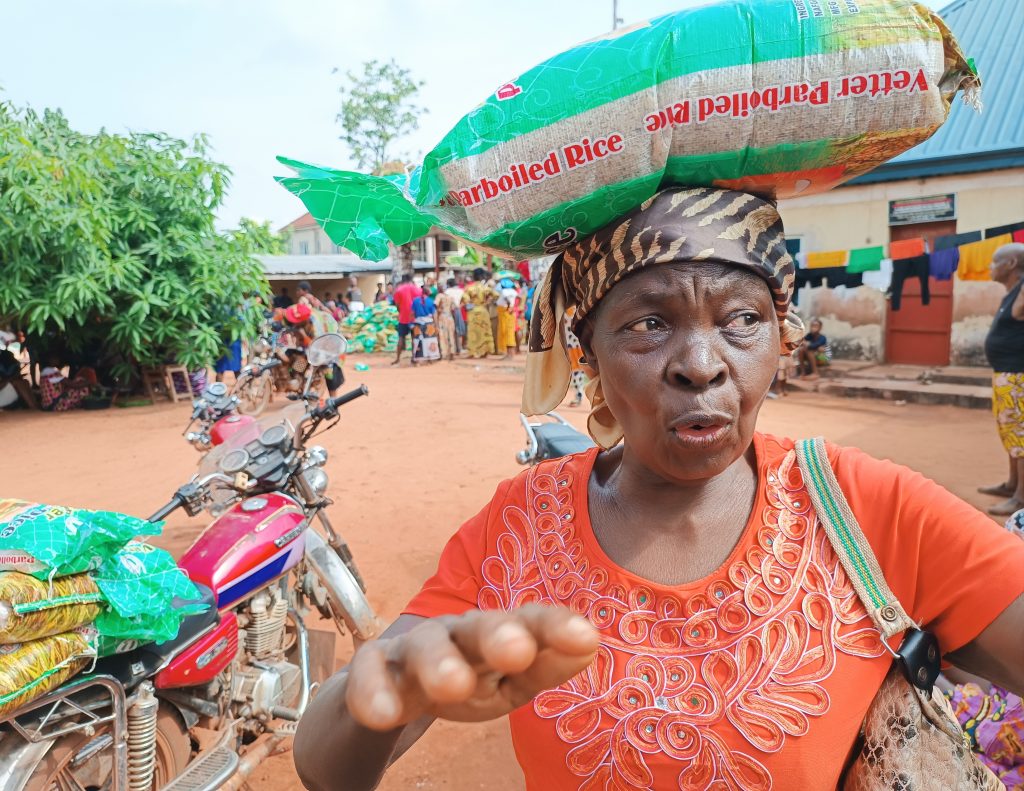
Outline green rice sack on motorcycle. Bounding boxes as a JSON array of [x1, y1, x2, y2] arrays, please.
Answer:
[[0, 572, 104, 644], [91, 541, 207, 644], [278, 0, 978, 262], [0, 499, 157, 580]]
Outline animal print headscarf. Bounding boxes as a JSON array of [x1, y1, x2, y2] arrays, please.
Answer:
[[522, 187, 804, 448]]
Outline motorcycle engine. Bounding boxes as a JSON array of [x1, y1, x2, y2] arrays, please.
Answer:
[[233, 586, 301, 721]]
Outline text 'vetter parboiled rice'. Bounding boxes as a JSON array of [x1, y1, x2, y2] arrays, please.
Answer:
[[277, 0, 979, 262]]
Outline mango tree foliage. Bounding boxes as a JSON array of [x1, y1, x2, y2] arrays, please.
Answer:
[[0, 101, 269, 377]]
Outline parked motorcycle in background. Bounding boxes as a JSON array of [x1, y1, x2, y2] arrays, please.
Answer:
[[516, 411, 595, 466], [232, 338, 280, 417], [0, 334, 379, 791]]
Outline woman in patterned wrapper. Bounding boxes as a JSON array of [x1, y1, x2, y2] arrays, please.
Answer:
[[294, 189, 1024, 791]]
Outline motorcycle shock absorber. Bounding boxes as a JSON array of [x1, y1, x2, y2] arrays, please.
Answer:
[[126, 682, 159, 791]]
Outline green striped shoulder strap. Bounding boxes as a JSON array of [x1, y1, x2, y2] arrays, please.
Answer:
[[794, 437, 916, 642]]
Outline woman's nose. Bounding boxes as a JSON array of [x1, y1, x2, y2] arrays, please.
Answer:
[[666, 333, 728, 389]]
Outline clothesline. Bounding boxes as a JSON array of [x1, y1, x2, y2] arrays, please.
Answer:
[[789, 220, 1024, 310]]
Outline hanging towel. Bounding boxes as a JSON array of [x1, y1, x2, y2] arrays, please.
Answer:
[[794, 251, 808, 269], [862, 259, 893, 292], [805, 250, 849, 269], [985, 221, 1024, 239], [785, 238, 801, 256], [889, 238, 926, 260], [847, 246, 885, 274], [929, 247, 960, 281], [1015, 230, 1024, 244], [958, 234, 1011, 281], [934, 230, 981, 251]]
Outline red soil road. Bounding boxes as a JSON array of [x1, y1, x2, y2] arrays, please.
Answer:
[[0, 355, 1007, 790]]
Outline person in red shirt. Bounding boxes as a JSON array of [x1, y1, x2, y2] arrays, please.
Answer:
[[295, 190, 1024, 791], [391, 274, 421, 367]]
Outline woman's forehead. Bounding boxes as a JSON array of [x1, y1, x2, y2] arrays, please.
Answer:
[[605, 261, 770, 300]]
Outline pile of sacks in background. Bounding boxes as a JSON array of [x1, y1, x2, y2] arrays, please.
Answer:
[[341, 302, 400, 354], [0, 499, 206, 719]]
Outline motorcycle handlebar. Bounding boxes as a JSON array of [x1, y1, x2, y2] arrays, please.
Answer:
[[313, 385, 368, 419], [149, 496, 182, 522]]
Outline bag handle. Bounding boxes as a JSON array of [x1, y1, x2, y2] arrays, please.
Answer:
[[794, 437, 915, 640]]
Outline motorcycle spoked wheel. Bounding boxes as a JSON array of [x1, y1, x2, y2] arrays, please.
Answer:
[[235, 374, 272, 416], [23, 705, 190, 791]]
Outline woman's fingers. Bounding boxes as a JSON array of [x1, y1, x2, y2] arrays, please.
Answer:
[[393, 620, 477, 704], [345, 640, 407, 732], [345, 606, 600, 730]]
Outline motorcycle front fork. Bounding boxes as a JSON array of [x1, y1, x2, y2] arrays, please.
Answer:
[[293, 474, 367, 592]]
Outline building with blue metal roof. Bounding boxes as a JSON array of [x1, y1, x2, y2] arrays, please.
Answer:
[[779, 0, 1024, 367]]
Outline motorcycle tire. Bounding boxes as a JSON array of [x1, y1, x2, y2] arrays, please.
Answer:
[[21, 705, 190, 791], [236, 374, 272, 417]]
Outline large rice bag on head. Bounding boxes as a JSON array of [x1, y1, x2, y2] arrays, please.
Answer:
[[92, 541, 207, 645], [0, 631, 94, 718], [0, 572, 103, 644], [0, 499, 157, 580], [278, 0, 978, 262]]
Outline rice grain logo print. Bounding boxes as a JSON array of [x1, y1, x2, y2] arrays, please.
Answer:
[[119, 553, 146, 576], [544, 228, 577, 252], [495, 82, 523, 101]]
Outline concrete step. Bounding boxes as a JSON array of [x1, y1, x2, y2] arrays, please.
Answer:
[[825, 363, 991, 387], [811, 376, 992, 409]]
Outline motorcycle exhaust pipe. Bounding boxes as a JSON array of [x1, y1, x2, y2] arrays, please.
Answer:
[[217, 735, 288, 791]]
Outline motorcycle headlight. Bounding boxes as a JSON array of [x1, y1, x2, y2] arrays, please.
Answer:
[[304, 446, 329, 468], [303, 467, 329, 496]]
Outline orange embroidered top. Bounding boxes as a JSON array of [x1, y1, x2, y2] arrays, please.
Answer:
[[404, 434, 1024, 790]]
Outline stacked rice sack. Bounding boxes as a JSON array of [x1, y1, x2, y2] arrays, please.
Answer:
[[342, 303, 400, 354], [277, 0, 980, 262], [0, 499, 206, 718]]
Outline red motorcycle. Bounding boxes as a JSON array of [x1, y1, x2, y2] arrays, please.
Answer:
[[0, 334, 379, 791]]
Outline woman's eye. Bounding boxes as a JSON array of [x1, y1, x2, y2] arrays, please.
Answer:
[[727, 312, 761, 328], [627, 317, 663, 332]]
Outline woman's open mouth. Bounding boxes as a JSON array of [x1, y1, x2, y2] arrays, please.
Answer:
[[670, 415, 732, 449]]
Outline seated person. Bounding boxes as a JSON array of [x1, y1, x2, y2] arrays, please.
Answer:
[[0, 348, 36, 409], [39, 357, 96, 412], [796, 318, 831, 378]]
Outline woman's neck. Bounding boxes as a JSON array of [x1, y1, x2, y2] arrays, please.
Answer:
[[588, 441, 760, 585]]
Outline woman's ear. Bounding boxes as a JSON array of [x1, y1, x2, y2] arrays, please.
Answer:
[[577, 319, 597, 374]]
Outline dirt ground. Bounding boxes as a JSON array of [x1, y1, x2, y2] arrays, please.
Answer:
[[0, 354, 1009, 790]]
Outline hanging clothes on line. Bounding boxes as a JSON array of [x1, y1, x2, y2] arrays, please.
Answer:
[[785, 238, 801, 257], [985, 221, 1024, 239], [934, 230, 981, 251], [847, 246, 885, 274], [793, 267, 848, 305], [889, 237, 926, 260], [862, 259, 893, 292], [929, 247, 960, 281], [890, 255, 930, 311], [958, 234, 1011, 281], [805, 250, 849, 269], [1014, 230, 1024, 244]]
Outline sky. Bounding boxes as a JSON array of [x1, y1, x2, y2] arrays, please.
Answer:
[[1, 0, 948, 232]]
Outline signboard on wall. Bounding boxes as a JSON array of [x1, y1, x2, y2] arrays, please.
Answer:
[[888, 194, 956, 226]]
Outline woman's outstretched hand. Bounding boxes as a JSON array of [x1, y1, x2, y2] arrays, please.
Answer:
[[345, 604, 599, 731]]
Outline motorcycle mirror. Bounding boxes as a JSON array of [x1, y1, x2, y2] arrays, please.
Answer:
[[307, 333, 347, 367]]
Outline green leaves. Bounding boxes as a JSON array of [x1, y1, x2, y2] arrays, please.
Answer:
[[334, 59, 425, 173], [0, 99, 269, 374]]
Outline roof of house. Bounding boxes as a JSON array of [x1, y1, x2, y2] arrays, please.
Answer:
[[281, 212, 319, 231], [256, 254, 434, 279], [852, 0, 1023, 184]]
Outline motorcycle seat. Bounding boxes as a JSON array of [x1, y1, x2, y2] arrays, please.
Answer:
[[534, 423, 595, 460], [93, 583, 220, 689]]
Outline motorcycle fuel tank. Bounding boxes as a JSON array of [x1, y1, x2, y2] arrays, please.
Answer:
[[210, 413, 257, 446], [179, 493, 306, 609]]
